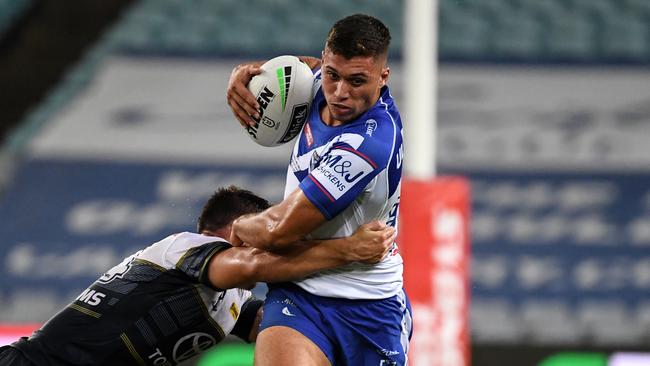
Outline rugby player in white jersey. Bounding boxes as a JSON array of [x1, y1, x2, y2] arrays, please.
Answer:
[[226, 14, 412, 366], [0, 186, 394, 366]]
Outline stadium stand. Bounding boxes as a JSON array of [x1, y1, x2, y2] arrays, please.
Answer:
[[105, 0, 650, 62], [108, 0, 402, 57], [9, 0, 649, 154], [23, 0, 636, 62]]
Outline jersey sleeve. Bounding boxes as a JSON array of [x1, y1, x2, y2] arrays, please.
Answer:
[[299, 132, 391, 219], [172, 241, 232, 290]]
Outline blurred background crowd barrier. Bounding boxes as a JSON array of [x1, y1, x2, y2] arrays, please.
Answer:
[[0, 0, 649, 365]]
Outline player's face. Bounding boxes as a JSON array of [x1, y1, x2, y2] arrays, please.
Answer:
[[320, 48, 389, 125]]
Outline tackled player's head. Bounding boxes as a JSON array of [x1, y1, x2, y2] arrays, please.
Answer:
[[321, 14, 391, 124], [325, 14, 391, 60], [197, 186, 270, 235]]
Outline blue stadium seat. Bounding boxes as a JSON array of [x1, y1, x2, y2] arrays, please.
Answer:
[[439, 6, 491, 58], [97, 0, 650, 62], [544, 12, 597, 60], [491, 8, 543, 59], [600, 11, 649, 61]]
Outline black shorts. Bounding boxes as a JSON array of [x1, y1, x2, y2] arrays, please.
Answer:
[[0, 345, 35, 366]]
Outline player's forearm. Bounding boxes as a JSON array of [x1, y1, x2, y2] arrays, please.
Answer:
[[248, 238, 351, 283], [210, 221, 393, 289], [231, 192, 326, 250], [207, 244, 346, 289], [231, 209, 301, 251]]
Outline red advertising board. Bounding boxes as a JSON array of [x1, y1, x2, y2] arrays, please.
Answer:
[[0, 324, 39, 346], [399, 177, 471, 366]]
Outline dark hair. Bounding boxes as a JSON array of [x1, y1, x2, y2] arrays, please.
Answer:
[[197, 186, 270, 233], [325, 14, 391, 59]]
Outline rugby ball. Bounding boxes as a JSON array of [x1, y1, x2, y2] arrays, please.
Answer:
[[245, 55, 314, 147]]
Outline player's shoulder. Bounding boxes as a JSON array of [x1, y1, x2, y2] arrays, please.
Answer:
[[362, 88, 400, 133], [172, 231, 226, 245], [371, 86, 400, 120], [331, 126, 393, 170], [154, 231, 224, 250], [140, 232, 229, 268], [361, 111, 397, 141], [339, 108, 399, 148]]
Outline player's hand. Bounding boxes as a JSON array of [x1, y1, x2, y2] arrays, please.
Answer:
[[229, 215, 246, 247], [347, 221, 396, 264], [226, 62, 262, 128]]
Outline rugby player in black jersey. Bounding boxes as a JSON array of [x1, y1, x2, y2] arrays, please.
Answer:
[[0, 186, 395, 366]]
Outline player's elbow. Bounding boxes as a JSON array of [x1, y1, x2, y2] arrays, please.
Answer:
[[210, 250, 259, 290], [241, 250, 278, 283], [236, 259, 261, 288], [240, 247, 286, 283]]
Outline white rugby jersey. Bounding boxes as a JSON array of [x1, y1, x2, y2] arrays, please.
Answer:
[[16, 232, 258, 366], [285, 70, 404, 299]]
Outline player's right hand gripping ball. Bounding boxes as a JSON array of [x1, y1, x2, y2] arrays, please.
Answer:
[[245, 55, 314, 147]]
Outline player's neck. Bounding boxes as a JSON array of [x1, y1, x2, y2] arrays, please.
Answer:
[[320, 105, 346, 127]]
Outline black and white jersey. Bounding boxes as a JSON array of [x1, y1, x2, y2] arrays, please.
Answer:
[[11, 232, 259, 366]]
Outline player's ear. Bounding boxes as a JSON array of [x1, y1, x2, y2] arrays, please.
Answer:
[[379, 66, 390, 88]]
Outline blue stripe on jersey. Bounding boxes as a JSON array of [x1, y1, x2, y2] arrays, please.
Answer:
[[334, 145, 378, 168], [379, 95, 404, 199], [294, 169, 309, 183]]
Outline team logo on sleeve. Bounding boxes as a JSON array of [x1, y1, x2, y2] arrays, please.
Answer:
[[310, 147, 377, 200], [365, 119, 377, 136]]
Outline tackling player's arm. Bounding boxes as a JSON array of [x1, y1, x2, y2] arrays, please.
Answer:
[[210, 220, 395, 290], [227, 56, 321, 128]]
